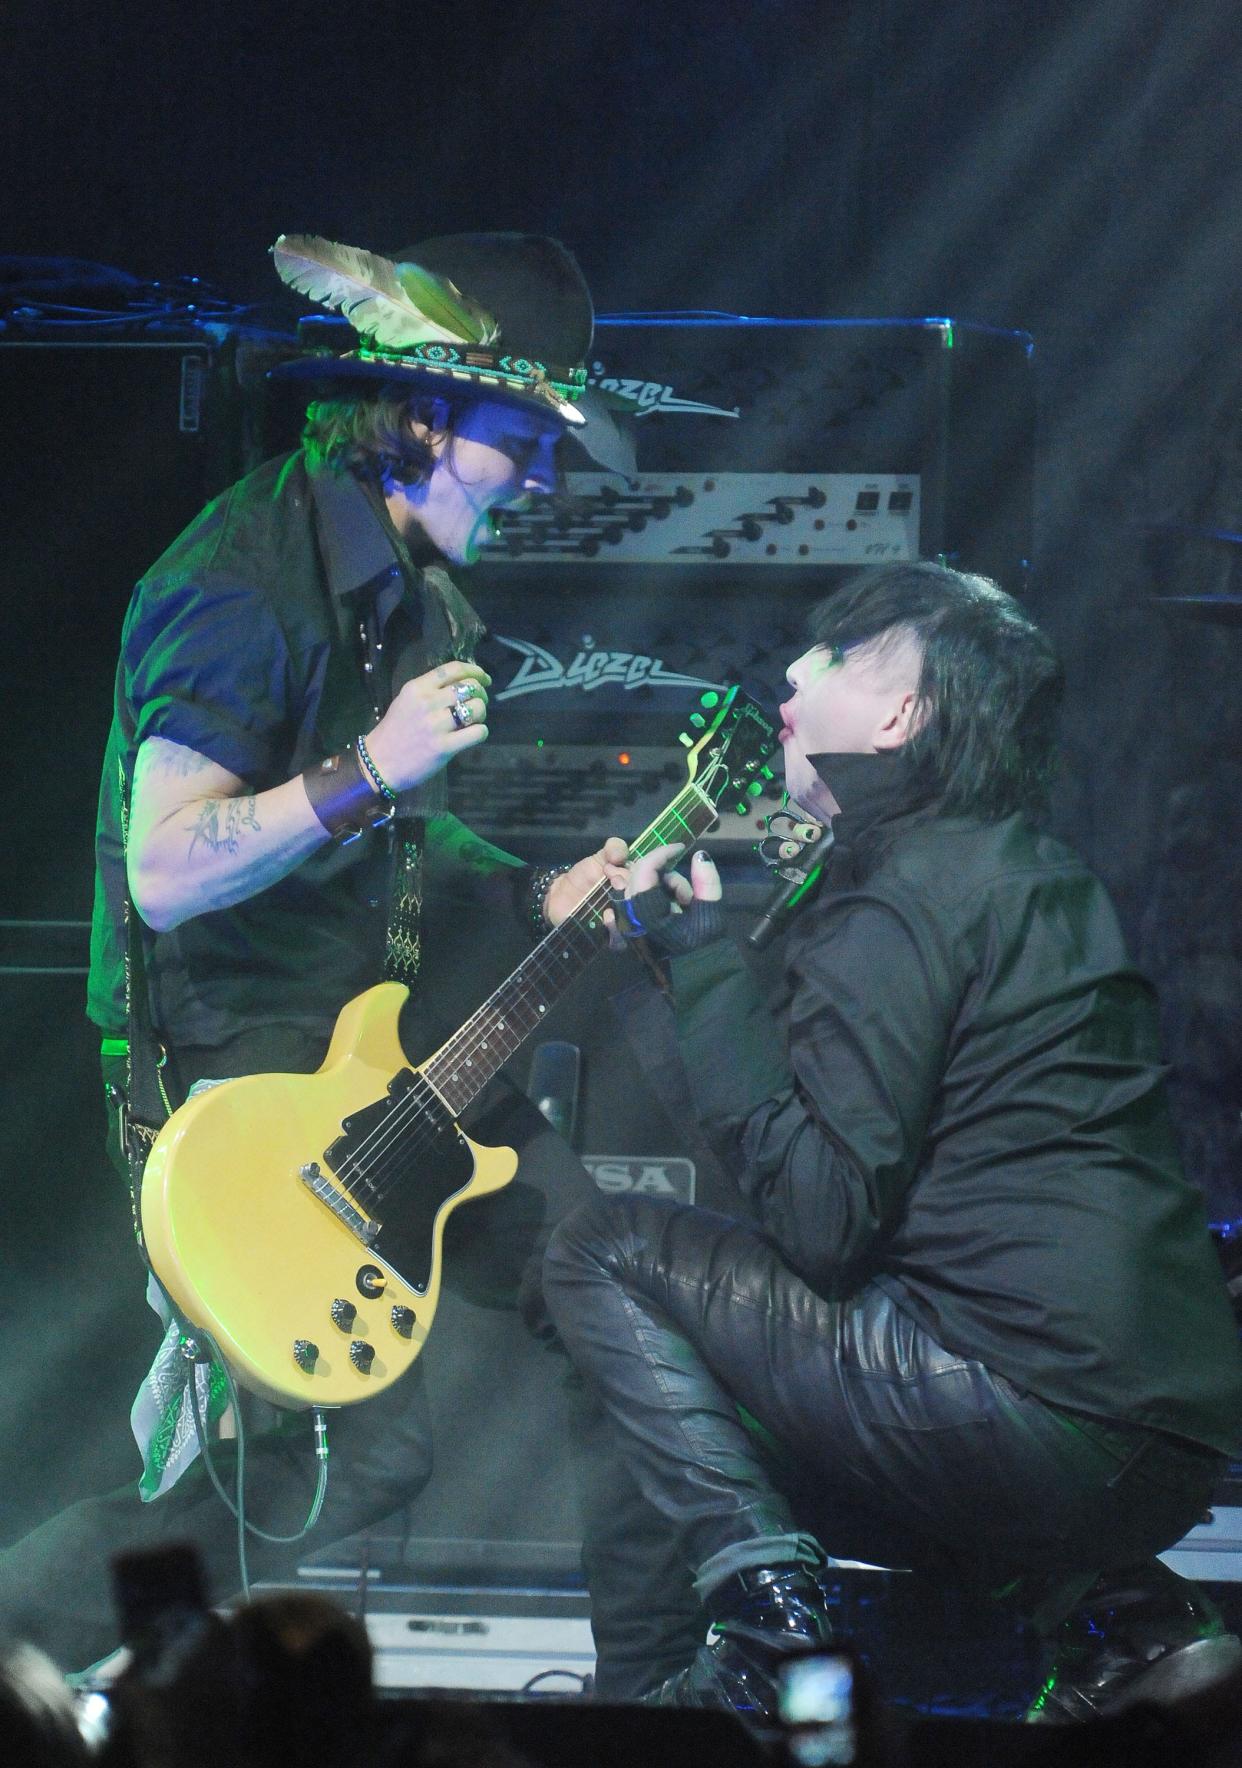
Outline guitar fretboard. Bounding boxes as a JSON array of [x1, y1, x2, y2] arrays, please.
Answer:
[[424, 778, 718, 1115]]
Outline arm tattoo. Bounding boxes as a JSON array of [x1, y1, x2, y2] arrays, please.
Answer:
[[186, 796, 262, 861], [145, 739, 217, 779], [457, 837, 508, 874]]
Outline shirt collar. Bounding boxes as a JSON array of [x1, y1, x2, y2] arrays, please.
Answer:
[[308, 459, 404, 604]]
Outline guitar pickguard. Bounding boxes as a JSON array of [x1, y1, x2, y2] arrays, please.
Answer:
[[323, 1068, 474, 1294]]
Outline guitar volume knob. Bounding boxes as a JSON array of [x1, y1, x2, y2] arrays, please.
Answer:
[[391, 1305, 415, 1338], [349, 1340, 376, 1373], [293, 1339, 319, 1373], [330, 1298, 357, 1330]]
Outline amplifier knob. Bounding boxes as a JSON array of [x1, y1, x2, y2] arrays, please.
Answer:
[[349, 1340, 376, 1373], [293, 1339, 319, 1373], [330, 1298, 357, 1329], [391, 1305, 415, 1338]]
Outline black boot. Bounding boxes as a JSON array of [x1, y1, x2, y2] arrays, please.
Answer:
[[642, 1565, 832, 1720], [1027, 1562, 1242, 1723]]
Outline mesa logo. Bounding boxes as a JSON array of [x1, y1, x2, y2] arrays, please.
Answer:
[[589, 362, 739, 421], [584, 1157, 696, 1204]]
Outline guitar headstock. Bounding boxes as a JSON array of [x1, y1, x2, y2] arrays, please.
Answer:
[[678, 685, 781, 814]]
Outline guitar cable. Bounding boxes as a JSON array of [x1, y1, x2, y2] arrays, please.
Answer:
[[180, 1314, 330, 1602]]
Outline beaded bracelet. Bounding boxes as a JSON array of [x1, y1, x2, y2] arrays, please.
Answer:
[[524, 862, 573, 940], [355, 732, 397, 803]]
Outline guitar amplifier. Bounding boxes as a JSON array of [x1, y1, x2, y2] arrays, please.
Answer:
[[261, 1576, 597, 1695], [462, 314, 1035, 856], [491, 315, 1033, 580], [0, 337, 238, 921]]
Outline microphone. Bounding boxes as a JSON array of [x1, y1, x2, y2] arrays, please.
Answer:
[[746, 827, 836, 951]]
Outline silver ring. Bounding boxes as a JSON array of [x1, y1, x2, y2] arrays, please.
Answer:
[[454, 681, 481, 706], [451, 701, 474, 730]]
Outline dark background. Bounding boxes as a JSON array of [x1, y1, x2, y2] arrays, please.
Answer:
[[2, 0, 1240, 1596]]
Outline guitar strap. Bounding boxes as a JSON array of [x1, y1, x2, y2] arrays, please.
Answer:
[[118, 754, 176, 1252], [359, 533, 484, 996], [383, 822, 425, 990]]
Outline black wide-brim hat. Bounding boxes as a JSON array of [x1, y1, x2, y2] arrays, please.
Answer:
[[269, 230, 634, 474]]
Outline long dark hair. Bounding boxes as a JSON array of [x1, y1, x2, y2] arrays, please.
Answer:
[[301, 389, 468, 486], [808, 561, 1064, 819]]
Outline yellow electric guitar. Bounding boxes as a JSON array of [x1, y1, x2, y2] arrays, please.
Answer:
[[140, 687, 778, 1408]]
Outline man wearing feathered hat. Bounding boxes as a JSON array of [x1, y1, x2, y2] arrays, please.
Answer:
[[0, 229, 645, 1673]]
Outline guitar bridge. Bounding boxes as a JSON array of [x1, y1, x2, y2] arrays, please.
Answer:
[[299, 1162, 380, 1245]]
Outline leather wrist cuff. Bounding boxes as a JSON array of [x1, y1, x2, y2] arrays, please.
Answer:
[[302, 749, 391, 843]]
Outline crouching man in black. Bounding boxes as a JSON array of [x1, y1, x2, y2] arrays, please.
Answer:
[[541, 561, 1242, 1724]]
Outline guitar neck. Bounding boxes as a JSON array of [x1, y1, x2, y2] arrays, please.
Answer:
[[424, 778, 719, 1116]]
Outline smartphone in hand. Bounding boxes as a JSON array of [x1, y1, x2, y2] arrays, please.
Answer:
[[777, 1645, 861, 1767]]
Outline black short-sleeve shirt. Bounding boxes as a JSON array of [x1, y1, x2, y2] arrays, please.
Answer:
[[87, 450, 506, 1049]]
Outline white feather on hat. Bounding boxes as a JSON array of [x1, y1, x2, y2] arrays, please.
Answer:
[[271, 233, 501, 352]]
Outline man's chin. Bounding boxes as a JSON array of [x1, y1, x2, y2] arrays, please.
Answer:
[[460, 510, 501, 566]]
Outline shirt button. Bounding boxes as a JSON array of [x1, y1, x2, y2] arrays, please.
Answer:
[[367, 896, 380, 909]]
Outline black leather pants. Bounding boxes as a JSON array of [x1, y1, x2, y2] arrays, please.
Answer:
[[543, 1196, 1222, 1679]]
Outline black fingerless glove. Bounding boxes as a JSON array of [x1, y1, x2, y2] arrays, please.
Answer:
[[613, 885, 727, 956]]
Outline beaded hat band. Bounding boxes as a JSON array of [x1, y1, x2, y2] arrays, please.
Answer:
[[270, 230, 603, 438]]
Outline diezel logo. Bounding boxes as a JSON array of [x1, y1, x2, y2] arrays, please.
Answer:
[[588, 360, 739, 422], [494, 635, 721, 702]]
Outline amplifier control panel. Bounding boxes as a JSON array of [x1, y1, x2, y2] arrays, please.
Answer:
[[489, 472, 919, 566]]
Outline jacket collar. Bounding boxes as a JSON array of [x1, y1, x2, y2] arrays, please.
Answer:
[[806, 751, 931, 881]]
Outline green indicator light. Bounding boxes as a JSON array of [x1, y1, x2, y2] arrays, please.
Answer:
[[536, 738, 545, 748], [788, 864, 825, 906], [689, 712, 706, 729], [735, 801, 748, 816], [700, 691, 720, 709], [679, 732, 693, 748], [761, 766, 774, 780], [747, 781, 763, 798], [943, 322, 954, 350]]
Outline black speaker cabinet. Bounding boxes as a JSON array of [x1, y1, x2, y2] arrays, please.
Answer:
[[0, 339, 239, 922]]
